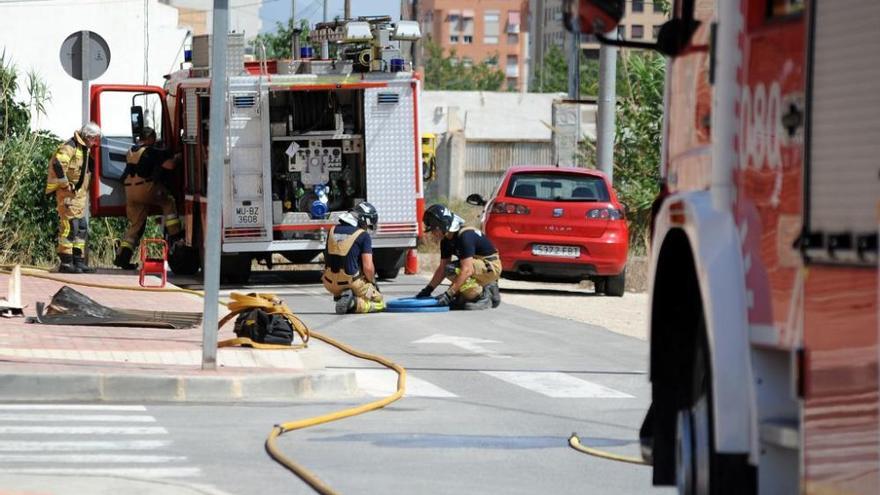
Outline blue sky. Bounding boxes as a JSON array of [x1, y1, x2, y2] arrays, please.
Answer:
[[260, 0, 402, 33]]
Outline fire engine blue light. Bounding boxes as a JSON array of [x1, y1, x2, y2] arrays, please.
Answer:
[[310, 200, 328, 219]]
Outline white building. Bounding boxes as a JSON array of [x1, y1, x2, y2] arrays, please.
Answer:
[[0, 0, 188, 137]]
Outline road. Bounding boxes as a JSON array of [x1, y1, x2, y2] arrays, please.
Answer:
[[0, 272, 672, 495]]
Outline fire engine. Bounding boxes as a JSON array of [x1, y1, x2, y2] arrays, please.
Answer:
[[571, 0, 878, 493], [88, 16, 425, 283]]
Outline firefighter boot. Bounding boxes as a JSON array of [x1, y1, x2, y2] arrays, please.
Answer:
[[487, 282, 501, 308], [335, 291, 357, 315], [58, 253, 80, 274], [72, 248, 95, 274], [113, 247, 137, 270], [463, 286, 492, 311]]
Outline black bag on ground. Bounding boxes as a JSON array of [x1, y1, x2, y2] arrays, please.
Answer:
[[233, 308, 294, 345]]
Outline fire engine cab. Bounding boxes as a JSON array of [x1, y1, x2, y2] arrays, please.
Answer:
[[88, 16, 425, 283], [572, 0, 878, 494]]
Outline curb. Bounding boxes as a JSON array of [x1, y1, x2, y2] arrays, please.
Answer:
[[0, 370, 360, 403]]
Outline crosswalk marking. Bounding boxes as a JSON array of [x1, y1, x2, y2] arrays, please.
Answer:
[[0, 454, 188, 463], [0, 440, 172, 451], [355, 370, 457, 398], [0, 414, 156, 423], [0, 467, 202, 478], [0, 405, 146, 411], [0, 404, 201, 479], [481, 371, 634, 398]]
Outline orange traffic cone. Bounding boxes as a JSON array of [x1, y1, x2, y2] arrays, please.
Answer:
[[405, 248, 419, 275]]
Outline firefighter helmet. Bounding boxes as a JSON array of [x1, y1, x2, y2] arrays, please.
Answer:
[[340, 201, 379, 232], [423, 204, 464, 234]]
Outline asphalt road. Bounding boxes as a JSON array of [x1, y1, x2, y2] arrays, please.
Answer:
[[0, 272, 673, 495]]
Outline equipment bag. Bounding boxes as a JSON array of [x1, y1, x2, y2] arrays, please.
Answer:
[[233, 308, 294, 346]]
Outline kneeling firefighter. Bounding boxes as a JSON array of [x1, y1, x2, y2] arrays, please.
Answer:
[[322, 202, 385, 314], [417, 204, 501, 310], [113, 127, 182, 269]]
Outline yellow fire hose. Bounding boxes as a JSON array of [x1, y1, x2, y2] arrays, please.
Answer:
[[568, 434, 650, 466], [0, 264, 408, 495]]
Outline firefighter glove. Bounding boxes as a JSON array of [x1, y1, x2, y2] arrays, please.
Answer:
[[435, 290, 454, 307], [415, 285, 435, 299]]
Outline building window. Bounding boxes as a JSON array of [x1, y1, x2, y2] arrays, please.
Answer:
[[652, 25, 661, 39], [484, 11, 500, 44], [450, 35, 459, 43], [653, 1, 665, 13], [507, 33, 519, 44], [462, 57, 473, 67], [632, 1, 644, 13], [617, 24, 626, 39], [632, 25, 644, 39], [507, 11, 521, 34], [485, 55, 498, 68], [463, 35, 473, 44]]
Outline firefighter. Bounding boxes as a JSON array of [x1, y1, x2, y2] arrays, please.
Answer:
[[45, 122, 102, 274], [113, 127, 181, 270], [417, 204, 501, 310], [322, 202, 385, 314]]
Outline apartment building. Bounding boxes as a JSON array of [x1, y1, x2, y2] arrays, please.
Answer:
[[420, 0, 529, 91], [528, 0, 668, 86]]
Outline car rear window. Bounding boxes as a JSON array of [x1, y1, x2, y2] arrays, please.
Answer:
[[505, 172, 610, 202]]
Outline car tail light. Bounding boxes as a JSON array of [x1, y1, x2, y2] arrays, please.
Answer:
[[492, 202, 530, 215], [587, 208, 624, 220]]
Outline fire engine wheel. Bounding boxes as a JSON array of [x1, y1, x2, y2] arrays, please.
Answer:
[[676, 340, 712, 495], [168, 244, 200, 276], [220, 254, 253, 285]]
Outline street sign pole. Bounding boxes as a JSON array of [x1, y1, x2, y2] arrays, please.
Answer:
[[202, 0, 229, 370], [81, 30, 90, 125]]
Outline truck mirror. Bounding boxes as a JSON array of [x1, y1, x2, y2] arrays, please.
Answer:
[[564, 0, 625, 35], [130, 105, 144, 143]]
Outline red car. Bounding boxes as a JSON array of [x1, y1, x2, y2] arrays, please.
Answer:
[[467, 166, 629, 296]]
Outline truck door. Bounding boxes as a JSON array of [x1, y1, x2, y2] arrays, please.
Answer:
[[800, 1, 880, 493], [89, 85, 171, 217]]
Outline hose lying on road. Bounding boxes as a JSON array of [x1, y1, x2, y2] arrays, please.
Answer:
[[1, 264, 408, 495], [568, 433, 650, 466]]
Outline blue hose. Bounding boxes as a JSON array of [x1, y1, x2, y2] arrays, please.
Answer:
[[385, 297, 449, 313]]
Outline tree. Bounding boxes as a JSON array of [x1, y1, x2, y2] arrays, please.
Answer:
[[531, 44, 601, 96], [423, 42, 505, 91]]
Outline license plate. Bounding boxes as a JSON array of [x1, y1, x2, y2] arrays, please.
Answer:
[[532, 244, 580, 258], [234, 204, 261, 226]]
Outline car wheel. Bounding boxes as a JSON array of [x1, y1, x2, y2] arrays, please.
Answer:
[[593, 278, 607, 294], [604, 269, 626, 297]]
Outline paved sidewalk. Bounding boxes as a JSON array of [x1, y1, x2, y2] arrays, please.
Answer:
[[0, 270, 357, 403]]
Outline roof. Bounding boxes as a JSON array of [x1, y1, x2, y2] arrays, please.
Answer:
[[420, 91, 597, 142]]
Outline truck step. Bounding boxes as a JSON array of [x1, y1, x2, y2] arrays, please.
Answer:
[[759, 418, 799, 450]]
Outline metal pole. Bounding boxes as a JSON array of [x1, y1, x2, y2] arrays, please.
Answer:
[[344, 0, 350, 19], [323, 0, 328, 22], [567, 21, 580, 166], [203, 0, 229, 370], [411, 0, 420, 68], [291, 0, 296, 21], [81, 30, 90, 126], [597, 29, 617, 182]]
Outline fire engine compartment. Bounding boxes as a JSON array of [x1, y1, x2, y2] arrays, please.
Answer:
[[268, 88, 366, 240]]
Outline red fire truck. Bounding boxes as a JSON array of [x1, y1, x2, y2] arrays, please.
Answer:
[[88, 17, 425, 283], [572, 0, 878, 493]]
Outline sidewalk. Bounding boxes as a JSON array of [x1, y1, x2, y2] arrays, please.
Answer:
[[0, 270, 358, 403]]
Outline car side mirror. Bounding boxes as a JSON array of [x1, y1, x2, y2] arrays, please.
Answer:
[[130, 105, 144, 143], [466, 193, 487, 207]]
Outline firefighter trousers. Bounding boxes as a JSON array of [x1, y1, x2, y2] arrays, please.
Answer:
[[444, 255, 502, 301], [120, 179, 181, 252], [55, 191, 88, 256], [322, 270, 385, 313]]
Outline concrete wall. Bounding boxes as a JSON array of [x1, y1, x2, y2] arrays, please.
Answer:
[[0, 0, 189, 137]]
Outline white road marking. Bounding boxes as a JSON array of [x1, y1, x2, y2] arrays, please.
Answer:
[[354, 370, 456, 398], [0, 454, 187, 463], [0, 405, 146, 411], [482, 371, 634, 398], [0, 414, 156, 423], [413, 334, 511, 359], [0, 440, 172, 451], [0, 426, 168, 435], [0, 467, 202, 478]]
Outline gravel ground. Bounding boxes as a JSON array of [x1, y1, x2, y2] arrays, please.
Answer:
[[498, 278, 650, 341]]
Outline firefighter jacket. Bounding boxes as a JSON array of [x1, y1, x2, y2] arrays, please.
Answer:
[[323, 226, 366, 288], [45, 131, 92, 216]]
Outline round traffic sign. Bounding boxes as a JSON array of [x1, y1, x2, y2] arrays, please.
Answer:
[[60, 30, 111, 81]]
